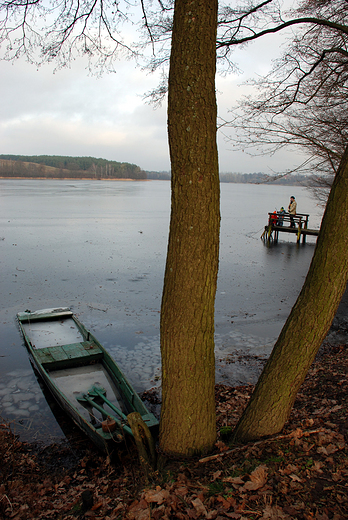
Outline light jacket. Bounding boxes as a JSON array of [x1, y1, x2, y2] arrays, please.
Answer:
[[288, 200, 297, 215]]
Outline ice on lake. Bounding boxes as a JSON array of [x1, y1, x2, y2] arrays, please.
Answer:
[[0, 179, 325, 443]]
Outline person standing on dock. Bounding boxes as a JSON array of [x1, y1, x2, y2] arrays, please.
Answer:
[[288, 196, 297, 227]]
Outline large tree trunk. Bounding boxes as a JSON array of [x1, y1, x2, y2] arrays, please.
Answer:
[[234, 145, 348, 442], [159, 0, 220, 457]]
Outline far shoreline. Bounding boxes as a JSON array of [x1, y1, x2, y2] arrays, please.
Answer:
[[0, 176, 152, 181]]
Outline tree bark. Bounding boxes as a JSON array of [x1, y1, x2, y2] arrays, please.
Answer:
[[233, 144, 348, 442], [159, 0, 220, 457]]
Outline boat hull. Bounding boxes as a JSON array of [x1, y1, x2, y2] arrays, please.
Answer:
[[17, 308, 158, 452]]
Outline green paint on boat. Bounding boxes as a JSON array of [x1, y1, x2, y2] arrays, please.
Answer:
[[17, 307, 159, 453]]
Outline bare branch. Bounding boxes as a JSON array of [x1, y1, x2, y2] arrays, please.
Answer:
[[217, 16, 348, 48]]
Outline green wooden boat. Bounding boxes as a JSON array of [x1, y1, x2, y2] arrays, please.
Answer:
[[17, 307, 159, 453]]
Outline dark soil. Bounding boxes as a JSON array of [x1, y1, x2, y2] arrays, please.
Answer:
[[1, 343, 347, 520]]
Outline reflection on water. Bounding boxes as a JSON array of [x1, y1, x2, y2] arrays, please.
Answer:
[[0, 179, 324, 442]]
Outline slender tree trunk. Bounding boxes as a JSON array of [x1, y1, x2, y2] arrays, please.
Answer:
[[234, 144, 348, 442], [159, 0, 220, 457]]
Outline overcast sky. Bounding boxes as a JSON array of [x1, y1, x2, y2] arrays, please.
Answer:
[[0, 23, 301, 174]]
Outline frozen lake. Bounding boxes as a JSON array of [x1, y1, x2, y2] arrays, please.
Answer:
[[0, 179, 323, 443]]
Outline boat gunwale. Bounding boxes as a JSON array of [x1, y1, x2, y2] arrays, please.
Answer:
[[17, 308, 73, 323], [16, 307, 159, 451]]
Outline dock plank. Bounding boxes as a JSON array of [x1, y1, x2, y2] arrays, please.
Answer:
[[263, 224, 319, 243]]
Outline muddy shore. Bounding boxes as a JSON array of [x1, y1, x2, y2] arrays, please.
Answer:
[[1, 337, 348, 519]]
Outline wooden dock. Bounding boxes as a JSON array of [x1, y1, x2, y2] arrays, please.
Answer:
[[262, 212, 319, 244]]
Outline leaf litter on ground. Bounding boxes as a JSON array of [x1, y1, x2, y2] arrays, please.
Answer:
[[0, 343, 347, 519]]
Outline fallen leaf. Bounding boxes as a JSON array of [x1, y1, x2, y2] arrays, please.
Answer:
[[175, 485, 189, 496], [192, 497, 207, 516], [144, 489, 169, 505], [216, 495, 232, 510], [279, 464, 299, 476], [289, 474, 302, 483], [127, 499, 150, 520], [289, 428, 303, 439], [211, 470, 222, 481], [315, 513, 329, 520], [324, 443, 339, 454], [330, 405, 342, 412], [312, 461, 323, 473], [133, 509, 151, 520], [242, 465, 268, 491], [91, 501, 103, 510], [215, 441, 230, 452], [223, 476, 244, 486], [262, 504, 291, 519]]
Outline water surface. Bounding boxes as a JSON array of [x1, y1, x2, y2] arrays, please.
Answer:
[[0, 179, 323, 442]]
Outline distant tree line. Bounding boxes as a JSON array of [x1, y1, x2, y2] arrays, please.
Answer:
[[0, 155, 146, 180], [146, 171, 171, 180], [0, 155, 309, 185], [219, 172, 309, 185], [146, 170, 309, 185]]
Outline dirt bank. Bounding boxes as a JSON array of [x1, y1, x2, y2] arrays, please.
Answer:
[[1, 340, 348, 519]]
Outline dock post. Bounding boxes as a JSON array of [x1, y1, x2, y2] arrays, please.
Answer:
[[302, 218, 308, 243], [297, 218, 302, 243], [297, 226, 301, 243], [267, 225, 272, 240]]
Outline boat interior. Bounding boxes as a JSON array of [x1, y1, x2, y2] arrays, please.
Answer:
[[22, 317, 131, 428]]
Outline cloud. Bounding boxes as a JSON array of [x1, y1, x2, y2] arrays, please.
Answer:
[[0, 28, 302, 174]]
